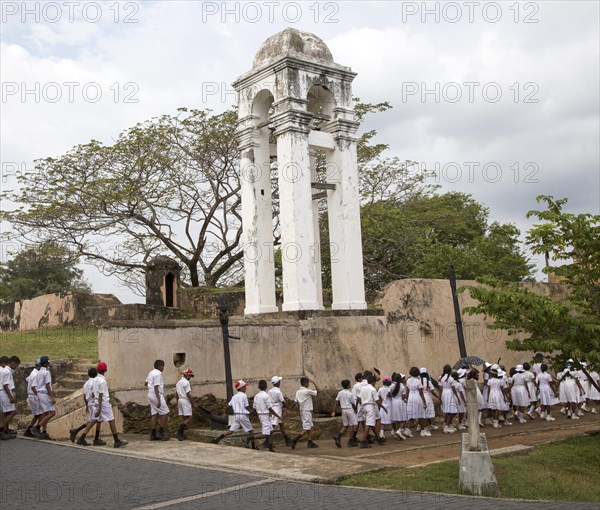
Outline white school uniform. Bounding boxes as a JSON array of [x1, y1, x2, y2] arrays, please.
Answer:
[[352, 381, 365, 422], [455, 378, 466, 413], [253, 390, 274, 435], [268, 386, 285, 426], [389, 382, 407, 422], [487, 378, 506, 410], [406, 377, 425, 420], [146, 368, 169, 416], [336, 388, 358, 427], [83, 377, 95, 421], [524, 370, 537, 403], [575, 370, 589, 402], [536, 372, 559, 406], [26, 367, 42, 416], [511, 372, 530, 407], [36, 367, 56, 412], [562, 374, 580, 404], [228, 391, 253, 433], [296, 386, 317, 430], [439, 375, 459, 414], [359, 383, 379, 427], [92, 374, 114, 422], [176, 377, 192, 417], [588, 371, 600, 401], [421, 378, 436, 419], [0, 366, 16, 413], [378, 385, 392, 425]]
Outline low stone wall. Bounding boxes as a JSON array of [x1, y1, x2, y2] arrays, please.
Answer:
[[0, 292, 121, 331], [84, 303, 182, 327]]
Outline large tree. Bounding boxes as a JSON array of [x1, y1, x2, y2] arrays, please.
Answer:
[[460, 195, 600, 365], [359, 192, 533, 294], [0, 241, 90, 302], [2, 108, 241, 294]]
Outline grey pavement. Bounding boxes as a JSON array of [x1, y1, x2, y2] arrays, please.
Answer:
[[1, 438, 598, 510]]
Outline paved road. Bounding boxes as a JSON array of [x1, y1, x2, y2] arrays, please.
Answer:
[[1, 439, 597, 510]]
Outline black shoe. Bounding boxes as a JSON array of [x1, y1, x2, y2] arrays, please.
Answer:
[[114, 439, 128, 448], [360, 441, 372, 448], [23, 429, 34, 438], [31, 427, 43, 439], [176, 431, 186, 441], [6, 429, 17, 437], [307, 441, 319, 448], [40, 432, 53, 440], [157, 433, 170, 441], [368, 434, 375, 444], [0, 431, 9, 441], [212, 436, 222, 444], [93, 439, 107, 446], [69, 428, 78, 443], [334, 435, 342, 448], [76, 437, 90, 446], [284, 436, 292, 447], [348, 440, 358, 447], [290, 437, 298, 450], [378, 437, 387, 445]]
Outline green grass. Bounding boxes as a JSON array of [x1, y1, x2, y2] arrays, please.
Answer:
[[339, 433, 600, 502], [0, 326, 98, 363]]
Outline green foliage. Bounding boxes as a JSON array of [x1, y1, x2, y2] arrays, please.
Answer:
[[0, 241, 90, 302], [359, 192, 532, 295], [461, 196, 600, 365]]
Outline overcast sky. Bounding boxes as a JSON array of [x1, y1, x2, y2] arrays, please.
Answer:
[[1, 0, 598, 303]]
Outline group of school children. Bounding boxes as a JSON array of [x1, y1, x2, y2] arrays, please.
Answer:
[[2, 354, 599, 452]]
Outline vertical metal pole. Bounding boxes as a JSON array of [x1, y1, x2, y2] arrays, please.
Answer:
[[218, 307, 234, 403], [448, 265, 467, 359]]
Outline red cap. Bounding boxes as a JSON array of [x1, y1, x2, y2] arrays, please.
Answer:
[[97, 361, 108, 372], [234, 379, 250, 389], [183, 369, 194, 377]]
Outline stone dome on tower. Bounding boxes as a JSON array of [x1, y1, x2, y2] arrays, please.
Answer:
[[252, 28, 334, 69]]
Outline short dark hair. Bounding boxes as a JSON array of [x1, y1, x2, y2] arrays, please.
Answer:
[[409, 367, 420, 377], [0, 356, 10, 364], [523, 362, 531, 370], [258, 379, 267, 390], [341, 379, 351, 389], [366, 374, 375, 384], [154, 359, 165, 369], [300, 376, 309, 386], [354, 372, 363, 382], [9, 355, 20, 364], [88, 367, 98, 378], [541, 363, 548, 372]]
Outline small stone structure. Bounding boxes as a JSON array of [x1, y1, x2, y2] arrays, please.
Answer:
[[145, 256, 181, 308], [233, 28, 366, 314]]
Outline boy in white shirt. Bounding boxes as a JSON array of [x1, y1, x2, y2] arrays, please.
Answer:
[[75, 361, 128, 448], [213, 380, 259, 449], [146, 359, 170, 441], [36, 356, 57, 440], [253, 379, 283, 452], [0, 356, 20, 440], [291, 376, 320, 449], [268, 376, 291, 446], [70, 367, 103, 445], [358, 374, 386, 448], [176, 369, 196, 441], [23, 359, 43, 438], [331, 379, 358, 447]]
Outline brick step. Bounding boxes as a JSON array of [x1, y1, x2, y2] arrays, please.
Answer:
[[55, 388, 74, 398], [72, 363, 96, 372], [55, 378, 86, 390], [65, 371, 89, 380]]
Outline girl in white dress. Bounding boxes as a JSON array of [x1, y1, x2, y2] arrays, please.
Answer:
[[587, 365, 600, 414], [522, 362, 538, 417], [535, 363, 558, 421], [406, 367, 430, 437], [419, 368, 439, 432], [438, 364, 462, 433], [378, 377, 393, 439], [389, 373, 409, 439], [487, 369, 509, 428], [562, 369, 585, 419], [481, 362, 493, 424], [455, 369, 468, 430], [577, 362, 591, 414], [510, 365, 531, 423]]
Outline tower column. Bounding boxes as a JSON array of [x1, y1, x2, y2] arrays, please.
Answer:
[[273, 110, 322, 311]]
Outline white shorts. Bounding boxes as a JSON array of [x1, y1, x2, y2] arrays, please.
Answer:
[[341, 409, 358, 427], [178, 399, 192, 417], [87, 404, 95, 422], [300, 410, 313, 430], [259, 414, 273, 435], [28, 395, 43, 416], [363, 404, 377, 427], [148, 393, 169, 416], [37, 392, 56, 413], [229, 414, 253, 433], [91, 401, 115, 422], [0, 391, 15, 413], [356, 403, 365, 422], [270, 406, 283, 426]]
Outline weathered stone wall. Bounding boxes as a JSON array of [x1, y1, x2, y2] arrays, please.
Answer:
[[98, 279, 567, 404], [0, 292, 121, 331]]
